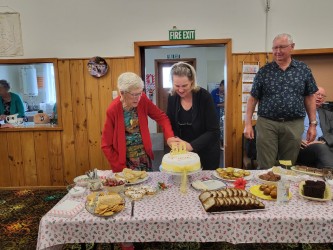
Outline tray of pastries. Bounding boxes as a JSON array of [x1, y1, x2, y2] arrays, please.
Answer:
[[199, 188, 265, 213], [115, 168, 149, 185], [291, 166, 323, 177]]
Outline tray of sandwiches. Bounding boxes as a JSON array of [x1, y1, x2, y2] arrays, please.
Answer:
[[86, 191, 125, 217], [115, 168, 149, 185], [199, 188, 265, 213], [291, 166, 324, 177]]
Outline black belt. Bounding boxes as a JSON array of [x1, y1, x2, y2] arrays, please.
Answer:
[[261, 116, 302, 122]]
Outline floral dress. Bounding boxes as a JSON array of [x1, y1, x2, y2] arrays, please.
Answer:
[[124, 108, 152, 171]]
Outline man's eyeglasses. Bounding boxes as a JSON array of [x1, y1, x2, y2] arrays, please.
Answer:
[[316, 93, 327, 98], [125, 91, 142, 98], [272, 44, 293, 51]]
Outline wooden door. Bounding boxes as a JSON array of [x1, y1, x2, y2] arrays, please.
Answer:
[[155, 59, 196, 112], [154, 59, 196, 132]]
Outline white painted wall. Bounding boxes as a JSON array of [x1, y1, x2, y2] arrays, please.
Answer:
[[1, 0, 333, 58]]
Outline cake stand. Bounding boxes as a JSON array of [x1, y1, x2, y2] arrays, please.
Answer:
[[159, 166, 202, 186]]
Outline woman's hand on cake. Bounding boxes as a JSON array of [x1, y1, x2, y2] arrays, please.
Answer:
[[167, 137, 183, 148]]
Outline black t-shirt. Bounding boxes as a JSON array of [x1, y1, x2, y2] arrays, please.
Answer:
[[178, 105, 195, 142]]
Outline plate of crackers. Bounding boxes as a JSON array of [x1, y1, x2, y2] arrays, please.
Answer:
[[86, 191, 125, 217], [115, 168, 149, 185], [213, 167, 252, 182]]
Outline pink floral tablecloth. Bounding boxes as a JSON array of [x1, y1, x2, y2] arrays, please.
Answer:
[[37, 171, 333, 250]]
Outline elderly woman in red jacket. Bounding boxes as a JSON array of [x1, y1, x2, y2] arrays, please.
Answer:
[[101, 72, 180, 173]]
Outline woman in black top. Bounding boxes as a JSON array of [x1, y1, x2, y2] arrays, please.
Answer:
[[166, 62, 220, 170]]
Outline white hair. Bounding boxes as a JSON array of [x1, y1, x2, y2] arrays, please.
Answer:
[[117, 72, 144, 92], [273, 33, 294, 44]]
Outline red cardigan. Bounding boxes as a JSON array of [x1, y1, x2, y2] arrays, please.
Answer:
[[101, 93, 174, 172]]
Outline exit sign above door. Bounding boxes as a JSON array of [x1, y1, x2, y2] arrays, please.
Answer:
[[169, 30, 195, 40]]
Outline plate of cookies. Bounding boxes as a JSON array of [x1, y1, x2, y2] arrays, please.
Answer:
[[86, 191, 125, 217]]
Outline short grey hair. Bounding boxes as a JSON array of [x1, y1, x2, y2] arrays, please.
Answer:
[[117, 72, 144, 92], [0, 79, 10, 90], [170, 62, 199, 95], [273, 33, 294, 44]]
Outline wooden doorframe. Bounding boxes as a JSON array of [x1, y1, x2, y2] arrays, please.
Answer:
[[134, 39, 233, 167]]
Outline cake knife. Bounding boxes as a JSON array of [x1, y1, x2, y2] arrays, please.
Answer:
[[131, 200, 135, 217]]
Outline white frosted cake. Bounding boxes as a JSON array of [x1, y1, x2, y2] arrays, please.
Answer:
[[161, 143, 201, 173]]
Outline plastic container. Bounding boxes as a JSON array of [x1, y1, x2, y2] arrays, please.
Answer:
[[277, 175, 290, 204]]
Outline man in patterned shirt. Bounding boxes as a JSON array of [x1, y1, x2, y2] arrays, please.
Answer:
[[244, 33, 318, 169]]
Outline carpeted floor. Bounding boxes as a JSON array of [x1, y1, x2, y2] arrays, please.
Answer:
[[0, 189, 331, 250]]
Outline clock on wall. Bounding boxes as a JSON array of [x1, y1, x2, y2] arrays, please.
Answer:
[[87, 56, 108, 78]]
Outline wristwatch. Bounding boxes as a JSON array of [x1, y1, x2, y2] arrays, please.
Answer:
[[309, 120, 318, 126]]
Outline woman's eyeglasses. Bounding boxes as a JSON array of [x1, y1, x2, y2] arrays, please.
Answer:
[[125, 91, 142, 98]]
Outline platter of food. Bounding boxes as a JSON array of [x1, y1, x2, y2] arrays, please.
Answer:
[[124, 185, 157, 200], [191, 179, 226, 191], [257, 171, 281, 185], [249, 184, 292, 200], [213, 167, 252, 182], [115, 168, 149, 185], [291, 166, 324, 177], [85, 191, 125, 217], [298, 180, 332, 202], [73, 175, 90, 187], [199, 188, 265, 213]]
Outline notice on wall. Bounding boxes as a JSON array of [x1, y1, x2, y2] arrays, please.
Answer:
[[241, 62, 260, 121], [242, 83, 252, 92], [0, 12, 23, 56]]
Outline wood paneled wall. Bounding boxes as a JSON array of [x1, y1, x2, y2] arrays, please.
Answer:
[[5, 50, 326, 187], [0, 54, 271, 187], [0, 57, 134, 187], [231, 53, 273, 169]]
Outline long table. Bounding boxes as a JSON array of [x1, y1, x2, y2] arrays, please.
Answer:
[[37, 171, 333, 250]]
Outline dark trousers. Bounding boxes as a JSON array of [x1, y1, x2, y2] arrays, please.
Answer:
[[297, 143, 333, 168]]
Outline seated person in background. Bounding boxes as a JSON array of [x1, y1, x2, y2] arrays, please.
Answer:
[[297, 86, 333, 168], [0, 79, 25, 121]]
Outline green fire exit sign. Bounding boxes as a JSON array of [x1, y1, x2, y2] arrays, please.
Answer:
[[169, 30, 195, 40]]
